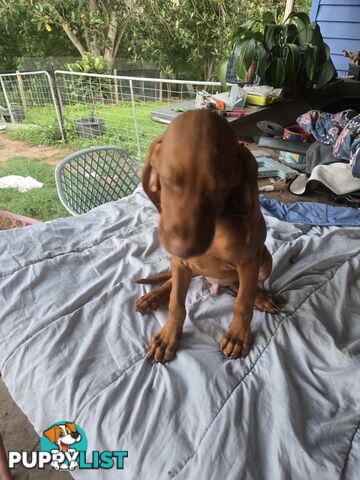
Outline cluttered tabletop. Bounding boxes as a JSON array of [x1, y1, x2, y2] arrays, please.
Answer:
[[150, 82, 360, 209]]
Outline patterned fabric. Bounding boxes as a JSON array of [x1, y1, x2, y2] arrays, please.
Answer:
[[297, 110, 360, 178]]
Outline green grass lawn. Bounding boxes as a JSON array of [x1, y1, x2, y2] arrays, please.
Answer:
[[9, 101, 167, 161], [2, 100, 171, 221], [0, 157, 69, 221]]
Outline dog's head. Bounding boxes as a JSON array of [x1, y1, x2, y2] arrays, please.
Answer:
[[143, 109, 259, 259], [43, 423, 81, 452]]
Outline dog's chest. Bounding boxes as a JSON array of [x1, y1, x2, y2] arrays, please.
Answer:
[[185, 252, 238, 283]]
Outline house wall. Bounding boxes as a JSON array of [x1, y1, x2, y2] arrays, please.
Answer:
[[310, 0, 360, 74]]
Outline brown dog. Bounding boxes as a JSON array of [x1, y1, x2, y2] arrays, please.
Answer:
[[136, 109, 279, 363]]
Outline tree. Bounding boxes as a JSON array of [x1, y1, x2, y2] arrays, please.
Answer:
[[0, 2, 78, 72], [0, 0, 142, 70], [128, 0, 312, 81]]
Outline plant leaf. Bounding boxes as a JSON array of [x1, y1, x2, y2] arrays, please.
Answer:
[[264, 24, 282, 52], [304, 46, 316, 82], [284, 43, 301, 83], [287, 12, 310, 26], [284, 23, 298, 44], [290, 13, 312, 44], [256, 42, 268, 82], [324, 43, 331, 60], [316, 58, 337, 90], [310, 23, 323, 47], [234, 39, 256, 81], [266, 58, 286, 87], [216, 58, 229, 89], [262, 11, 275, 25]]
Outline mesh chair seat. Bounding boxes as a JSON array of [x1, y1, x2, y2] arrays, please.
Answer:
[[55, 146, 142, 216]]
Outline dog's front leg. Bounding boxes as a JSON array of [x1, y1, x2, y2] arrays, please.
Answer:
[[220, 257, 260, 359], [148, 257, 192, 363]]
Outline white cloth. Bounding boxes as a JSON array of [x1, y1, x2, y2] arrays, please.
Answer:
[[0, 175, 43, 192], [289, 162, 360, 195]]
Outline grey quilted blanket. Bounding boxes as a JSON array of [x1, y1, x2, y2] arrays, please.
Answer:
[[0, 187, 359, 479]]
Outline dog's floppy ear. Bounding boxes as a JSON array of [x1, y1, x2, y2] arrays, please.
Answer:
[[237, 143, 260, 219], [142, 133, 164, 211], [43, 425, 58, 444], [66, 422, 77, 433], [224, 143, 260, 221]]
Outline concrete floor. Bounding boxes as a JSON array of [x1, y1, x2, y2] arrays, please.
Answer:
[[0, 378, 70, 479]]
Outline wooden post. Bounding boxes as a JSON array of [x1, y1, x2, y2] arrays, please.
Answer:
[[283, 0, 295, 23], [113, 69, 119, 105], [140, 80, 145, 102], [159, 71, 163, 103], [16, 70, 27, 109]]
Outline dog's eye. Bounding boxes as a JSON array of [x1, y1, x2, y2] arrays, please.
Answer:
[[59, 431, 64, 437]]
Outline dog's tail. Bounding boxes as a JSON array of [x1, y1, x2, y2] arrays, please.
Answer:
[[136, 271, 171, 284]]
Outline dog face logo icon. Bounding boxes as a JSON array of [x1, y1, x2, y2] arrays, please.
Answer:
[[43, 423, 81, 453], [41, 421, 87, 471]]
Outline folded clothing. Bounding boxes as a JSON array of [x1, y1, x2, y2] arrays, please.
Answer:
[[260, 194, 360, 225], [304, 142, 338, 175], [297, 109, 360, 178]]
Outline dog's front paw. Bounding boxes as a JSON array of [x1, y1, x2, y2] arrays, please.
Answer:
[[148, 326, 182, 363], [220, 324, 251, 359]]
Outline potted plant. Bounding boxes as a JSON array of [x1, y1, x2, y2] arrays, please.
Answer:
[[75, 113, 106, 139], [1, 106, 25, 123], [65, 54, 108, 138], [217, 10, 337, 95]]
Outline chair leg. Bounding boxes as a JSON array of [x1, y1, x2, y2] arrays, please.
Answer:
[[0, 433, 12, 480]]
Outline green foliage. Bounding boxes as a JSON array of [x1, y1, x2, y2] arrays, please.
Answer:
[[0, 1, 77, 71], [0, 0, 314, 81], [9, 124, 63, 146], [65, 53, 108, 74], [0, 156, 69, 220], [220, 9, 337, 91], [128, 0, 290, 81], [0, 0, 142, 70]]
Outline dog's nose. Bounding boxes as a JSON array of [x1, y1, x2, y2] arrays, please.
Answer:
[[71, 432, 80, 439]]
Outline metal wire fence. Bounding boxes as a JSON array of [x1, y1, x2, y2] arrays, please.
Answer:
[[0, 69, 224, 162], [54, 70, 224, 161], [0, 71, 64, 141]]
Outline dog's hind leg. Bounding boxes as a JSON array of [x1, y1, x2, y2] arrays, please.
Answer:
[[135, 279, 172, 314], [136, 271, 171, 284], [227, 247, 279, 313]]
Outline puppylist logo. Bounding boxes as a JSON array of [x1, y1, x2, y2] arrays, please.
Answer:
[[8, 421, 128, 472]]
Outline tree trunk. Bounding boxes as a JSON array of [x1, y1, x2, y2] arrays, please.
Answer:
[[204, 57, 216, 82], [61, 23, 86, 56], [104, 10, 118, 70]]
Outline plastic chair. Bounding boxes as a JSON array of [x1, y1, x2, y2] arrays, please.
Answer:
[[55, 146, 142, 216]]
